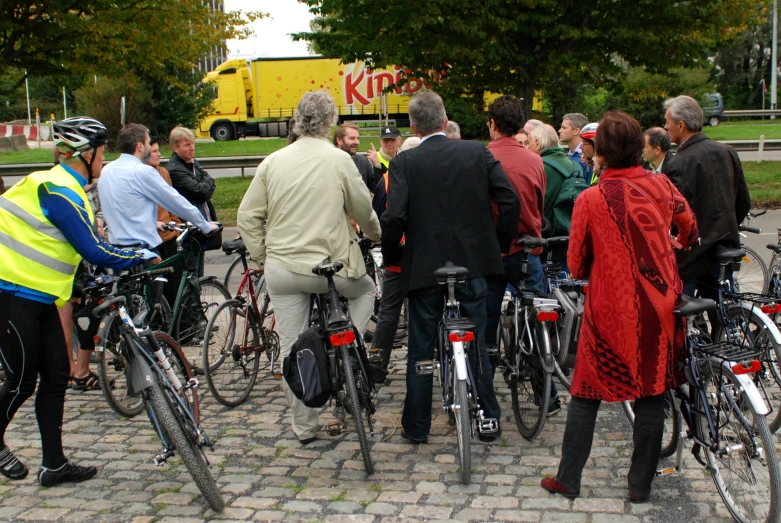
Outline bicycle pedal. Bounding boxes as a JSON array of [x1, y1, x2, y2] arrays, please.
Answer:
[[656, 466, 677, 477], [368, 348, 383, 363], [184, 378, 199, 390], [327, 422, 342, 436], [415, 360, 434, 375], [153, 450, 174, 466], [478, 418, 499, 434]]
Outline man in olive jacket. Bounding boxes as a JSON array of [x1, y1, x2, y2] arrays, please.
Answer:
[[662, 95, 750, 298], [167, 127, 216, 275]]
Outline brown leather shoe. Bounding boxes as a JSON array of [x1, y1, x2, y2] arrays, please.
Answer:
[[540, 477, 580, 499], [400, 428, 427, 444]]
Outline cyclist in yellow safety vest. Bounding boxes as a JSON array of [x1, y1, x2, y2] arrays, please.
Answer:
[[366, 125, 403, 174], [0, 117, 150, 488]]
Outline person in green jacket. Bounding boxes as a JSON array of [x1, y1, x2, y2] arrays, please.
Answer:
[[528, 123, 584, 234]]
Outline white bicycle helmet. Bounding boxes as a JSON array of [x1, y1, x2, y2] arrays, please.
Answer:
[[579, 122, 599, 144], [53, 117, 109, 180]]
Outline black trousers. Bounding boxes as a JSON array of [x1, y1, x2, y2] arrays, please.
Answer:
[[556, 394, 664, 496], [402, 277, 501, 440], [0, 292, 70, 468], [371, 269, 404, 367]]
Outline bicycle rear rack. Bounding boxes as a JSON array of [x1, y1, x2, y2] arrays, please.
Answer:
[[730, 292, 779, 305], [694, 340, 763, 363]]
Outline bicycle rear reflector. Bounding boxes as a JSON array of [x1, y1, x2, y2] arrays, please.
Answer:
[[449, 332, 475, 343], [329, 331, 355, 347], [761, 304, 781, 314], [537, 311, 559, 322], [732, 360, 761, 375]]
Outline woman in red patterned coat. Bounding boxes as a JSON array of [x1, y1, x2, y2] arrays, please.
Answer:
[[541, 111, 699, 503]]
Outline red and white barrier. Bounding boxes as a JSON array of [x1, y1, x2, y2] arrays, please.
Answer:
[[0, 125, 51, 141]]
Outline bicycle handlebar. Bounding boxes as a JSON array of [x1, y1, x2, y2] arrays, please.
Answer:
[[750, 210, 767, 218], [739, 225, 761, 234]]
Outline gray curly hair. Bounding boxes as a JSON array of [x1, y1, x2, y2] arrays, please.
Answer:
[[293, 91, 338, 138]]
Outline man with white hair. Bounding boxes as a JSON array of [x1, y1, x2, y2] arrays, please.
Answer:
[[238, 91, 381, 445], [445, 121, 461, 139], [662, 95, 750, 300], [381, 90, 519, 444]]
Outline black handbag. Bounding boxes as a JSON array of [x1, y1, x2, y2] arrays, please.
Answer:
[[198, 200, 223, 251]]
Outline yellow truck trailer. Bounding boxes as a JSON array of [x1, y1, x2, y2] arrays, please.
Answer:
[[197, 57, 433, 140]]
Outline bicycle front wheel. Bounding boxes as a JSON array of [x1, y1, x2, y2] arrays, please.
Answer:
[[98, 316, 144, 417], [341, 345, 374, 474], [147, 382, 224, 512], [702, 362, 781, 523], [153, 332, 199, 424], [734, 246, 769, 295], [511, 321, 551, 440], [173, 278, 231, 364], [202, 300, 260, 407], [620, 390, 681, 458], [453, 363, 471, 485]]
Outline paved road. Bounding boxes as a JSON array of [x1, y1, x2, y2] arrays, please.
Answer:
[[1, 238, 769, 523]]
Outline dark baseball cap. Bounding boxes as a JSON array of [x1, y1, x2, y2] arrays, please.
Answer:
[[381, 126, 401, 139]]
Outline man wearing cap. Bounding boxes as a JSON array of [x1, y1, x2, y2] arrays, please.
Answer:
[[367, 125, 402, 173], [579, 123, 600, 185]]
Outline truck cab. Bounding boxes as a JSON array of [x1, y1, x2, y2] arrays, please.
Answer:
[[197, 59, 252, 140]]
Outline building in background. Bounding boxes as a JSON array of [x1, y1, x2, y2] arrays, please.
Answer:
[[198, 0, 228, 72]]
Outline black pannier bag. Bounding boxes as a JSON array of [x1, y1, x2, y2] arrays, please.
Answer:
[[283, 326, 333, 408]]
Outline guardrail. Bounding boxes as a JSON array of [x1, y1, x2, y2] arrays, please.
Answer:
[[723, 109, 781, 118], [2, 140, 781, 178]]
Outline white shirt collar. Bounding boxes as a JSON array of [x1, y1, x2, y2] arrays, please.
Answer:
[[421, 132, 446, 143]]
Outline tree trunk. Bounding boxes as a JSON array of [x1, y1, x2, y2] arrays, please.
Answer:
[[515, 77, 539, 123]]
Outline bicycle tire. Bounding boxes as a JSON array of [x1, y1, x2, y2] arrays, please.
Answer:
[[734, 245, 769, 295], [511, 319, 551, 440], [701, 362, 781, 523], [173, 278, 231, 348], [719, 305, 781, 433], [620, 390, 680, 458], [453, 363, 471, 484], [153, 332, 199, 425], [553, 360, 572, 391], [341, 344, 374, 474], [97, 315, 145, 417], [147, 382, 224, 512], [202, 299, 260, 407], [222, 255, 243, 291]]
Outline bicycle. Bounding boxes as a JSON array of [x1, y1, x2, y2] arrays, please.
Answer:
[[308, 257, 376, 474], [202, 238, 280, 407], [415, 261, 499, 484], [89, 271, 195, 418], [92, 270, 224, 512], [497, 236, 561, 441], [631, 292, 781, 523], [94, 223, 230, 415]]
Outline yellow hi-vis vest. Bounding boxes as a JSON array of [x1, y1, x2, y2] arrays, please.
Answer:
[[378, 150, 391, 170], [0, 165, 92, 305]]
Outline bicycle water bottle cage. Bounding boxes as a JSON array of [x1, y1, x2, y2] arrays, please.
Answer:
[[434, 262, 469, 284]]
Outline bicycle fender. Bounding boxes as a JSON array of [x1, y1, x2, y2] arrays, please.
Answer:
[[738, 302, 781, 345], [720, 360, 770, 416], [452, 340, 469, 381], [126, 341, 156, 397], [534, 320, 556, 373]]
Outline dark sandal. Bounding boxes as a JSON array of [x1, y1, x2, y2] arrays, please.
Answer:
[[72, 371, 101, 391], [67, 376, 77, 389]]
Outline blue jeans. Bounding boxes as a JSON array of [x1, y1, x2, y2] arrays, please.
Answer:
[[402, 277, 501, 440], [486, 253, 543, 349]]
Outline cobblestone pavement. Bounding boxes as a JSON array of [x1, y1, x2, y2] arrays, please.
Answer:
[[1, 249, 776, 523]]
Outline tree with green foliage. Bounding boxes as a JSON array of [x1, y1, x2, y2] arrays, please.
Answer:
[[294, 0, 755, 120], [0, 1, 261, 95]]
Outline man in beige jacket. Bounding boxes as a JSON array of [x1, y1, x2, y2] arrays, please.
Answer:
[[238, 91, 381, 444]]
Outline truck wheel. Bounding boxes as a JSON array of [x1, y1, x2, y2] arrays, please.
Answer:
[[708, 116, 720, 127], [211, 123, 235, 141]]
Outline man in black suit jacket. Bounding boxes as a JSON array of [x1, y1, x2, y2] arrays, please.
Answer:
[[662, 96, 750, 297], [642, 126, 674, 173], [381, 91, 520, 443]]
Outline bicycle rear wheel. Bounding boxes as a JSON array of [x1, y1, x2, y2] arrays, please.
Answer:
[[147, 382, 224, 512], [341, 345, 374, 474], [734, 246, 769, 295], [702, 362, 781, 523], [173, 278, 231, 369], [202, 300, 260, 407], [511, 321, 551, 440], [719, 305, 781, 433], [452, 361, 471, 484], [620, 390, 680, 458], [98, 316, 144, 417], [223, 255, 243, 292]]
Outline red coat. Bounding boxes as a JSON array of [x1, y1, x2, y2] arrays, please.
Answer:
[[568, 166, 699, 402]]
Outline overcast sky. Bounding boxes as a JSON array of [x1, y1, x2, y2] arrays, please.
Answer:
[[225, 0, 316, 58]]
